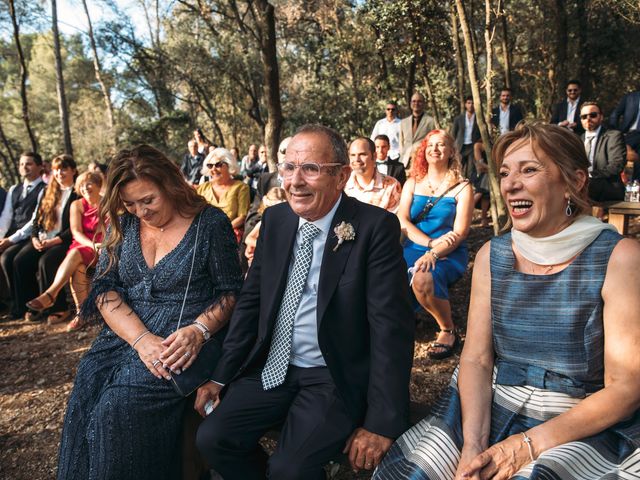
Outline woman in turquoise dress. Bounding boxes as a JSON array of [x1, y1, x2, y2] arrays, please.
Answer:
[[374, 123, 640, 479], [399, 129, 474, 359]]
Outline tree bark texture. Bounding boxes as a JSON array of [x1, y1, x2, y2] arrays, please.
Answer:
[[451, 2, 466, 113], [455, 0, 508, 233], [418, 46, 441, 129], [51, 0, 74, 156], [8, 0, 38, 153], [0, 121, 19, 184], [499, 1, 512, 89], [81, 0, 117, 146]]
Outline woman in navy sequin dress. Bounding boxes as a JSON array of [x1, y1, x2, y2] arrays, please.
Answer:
[[398, 129, 474, 359], [57, 145, 242, 480], [374, 123, 640, 479]]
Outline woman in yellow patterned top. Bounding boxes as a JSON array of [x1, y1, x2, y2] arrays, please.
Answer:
[[197, 148, 250, 242]]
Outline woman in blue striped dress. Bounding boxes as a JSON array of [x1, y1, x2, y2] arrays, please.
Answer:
[[374, 122, 640, 479]]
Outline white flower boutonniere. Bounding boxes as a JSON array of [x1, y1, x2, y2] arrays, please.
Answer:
[[333, 221, 355, 252]]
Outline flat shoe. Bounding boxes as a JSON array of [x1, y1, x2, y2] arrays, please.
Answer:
[[26, 292, 55, 312]]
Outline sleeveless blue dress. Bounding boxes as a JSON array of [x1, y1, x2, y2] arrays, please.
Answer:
[[404, 195, 468, 299], [374, 229, 640, 479], [56, 206, 243, 480]]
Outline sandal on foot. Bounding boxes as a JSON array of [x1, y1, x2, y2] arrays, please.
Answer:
[[427, 329, 459, 360], [25, 311, 44, 323], [26, 292, 55, 312], [47, 310, 72, 326], [66, 315, 86, 332]]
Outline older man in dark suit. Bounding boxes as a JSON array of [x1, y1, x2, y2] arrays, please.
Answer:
[[195, 124, 415, 480], [581, 102, 626, 202], [609, 90, 640, 180]]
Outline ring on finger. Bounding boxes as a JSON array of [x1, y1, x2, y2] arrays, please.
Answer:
[[184, 352, 191, 358], [152, 359, 161, 367]]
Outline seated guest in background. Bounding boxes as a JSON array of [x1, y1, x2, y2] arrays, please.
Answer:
[[345, 137, 402, 213], [26, 171, 103, 331], [491, 87, 524, 135], [181, 139, 204, 186], [193, 127, 211, 156], [195, 124, 414, 478], [609, 89, 640, 180], [230, 147, 240, 162], [374, 134, 406, 185], [580, 102, 626, 202], [42, 158, 53, 184], [550, 79, 584, 135], [197, 147, 250, 242], [0, 153, 47, 319], [370, 101, 402, 160], [472, 142, 491, 228], [398, 130, 474, 359], [57, 145, 242, 480], [451, 95, 481, 180], [240, 144, 259, 181], [374, 122, 640, 480], [15, 154, 78, 323], [244, 186, 287, 267]]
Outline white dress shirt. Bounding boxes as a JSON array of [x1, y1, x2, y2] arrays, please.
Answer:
[[630, 98, 640, 131], [499, 106, 510, 135], [0, 177, 45, 241], [289, 196, 342, 368], [464, 113, 475, 145], [371, 117, 402, 160], [565, 98, 580, 124]]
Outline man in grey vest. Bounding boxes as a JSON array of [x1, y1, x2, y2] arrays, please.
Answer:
[[0, 152, 46, 319]]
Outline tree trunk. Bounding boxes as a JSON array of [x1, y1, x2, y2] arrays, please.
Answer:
[[81, 0, 116, 146], [554, 0, 568, 97], [499, 2, 512, 89], [0, 121, 19, 185], [8, 0, 38, 153], [254, 0, 283, 173], [451, 2, 466, 113], [418, 46, 441, 128], [51, 0, 73, 156], [455, 0, 508, 233], [577, 2, 591, 97], [405, 56, 417, 107]]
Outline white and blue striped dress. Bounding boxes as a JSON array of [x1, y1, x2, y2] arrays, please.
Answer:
[[374, 230, 640, 479]]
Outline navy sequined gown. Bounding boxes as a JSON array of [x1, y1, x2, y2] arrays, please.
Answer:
[[57, 206, 242, 480]]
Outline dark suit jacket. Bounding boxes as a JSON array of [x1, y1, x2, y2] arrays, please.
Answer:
[[609, 91, 640, 133], [550, 99, 585, 135], [582, 128, 626, 180], [377, 158, 407, 186], [31, 191, 78, 244], [213, 195, 415, 438], [451, 113, 481, 151], [491, 104, 524, 132]]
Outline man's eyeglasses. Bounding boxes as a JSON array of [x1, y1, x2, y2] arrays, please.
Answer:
[[206, 161, 226, 169], [277, 162, 343, 179], [580, 112, 599, 120]]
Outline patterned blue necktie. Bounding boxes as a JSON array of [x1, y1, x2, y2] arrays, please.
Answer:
[[261, 222, 321, 390]]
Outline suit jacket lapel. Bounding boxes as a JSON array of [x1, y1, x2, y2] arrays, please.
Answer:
[[317, 195, 358, 327]]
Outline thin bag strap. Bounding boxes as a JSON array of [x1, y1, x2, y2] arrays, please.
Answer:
[[175, 212, 202, 332], [411, 181, 461, 223]]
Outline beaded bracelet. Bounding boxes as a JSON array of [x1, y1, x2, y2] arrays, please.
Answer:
[[131, 330, 150, 349], [521, 432, 536, 462]]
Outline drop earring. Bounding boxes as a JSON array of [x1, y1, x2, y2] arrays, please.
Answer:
[[565, 197, 573, 217]]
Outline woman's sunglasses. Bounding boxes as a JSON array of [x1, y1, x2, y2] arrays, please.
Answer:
[[206, 161, 227, 169]]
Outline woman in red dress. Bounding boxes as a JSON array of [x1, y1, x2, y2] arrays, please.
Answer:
[[26, 171, 104, 331]]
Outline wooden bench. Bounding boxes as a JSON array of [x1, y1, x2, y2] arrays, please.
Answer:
[[600, 201, 640, 235]]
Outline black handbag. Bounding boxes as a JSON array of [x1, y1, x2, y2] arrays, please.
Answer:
[[169, 215, 223, 397]]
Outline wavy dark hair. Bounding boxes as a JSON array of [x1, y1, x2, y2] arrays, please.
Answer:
[[99, 145, 209, 274], [37, 154, 77, 232]]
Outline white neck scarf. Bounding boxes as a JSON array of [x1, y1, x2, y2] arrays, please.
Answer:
[[511, 215, 617, 265]]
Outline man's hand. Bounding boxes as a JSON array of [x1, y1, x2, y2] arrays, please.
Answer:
[[342, 427, 393, 472], [0, 238, 12, 253], [194, 381, 223, 417]]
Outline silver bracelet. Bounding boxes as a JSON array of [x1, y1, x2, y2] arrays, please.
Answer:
[[521, 432, 536, 462], [193, 320, 210, 332], [430, 250, 439, 260], [131, 330, 150, 349]]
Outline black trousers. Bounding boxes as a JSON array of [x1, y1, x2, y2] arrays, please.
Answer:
[[196, 366, 356, 480], [1, 240, 29, 311], [459, 144, 476, 180], [12, 240, 69, 316]]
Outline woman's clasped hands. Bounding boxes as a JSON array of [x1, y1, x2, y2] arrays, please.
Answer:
[[455, 434, 534, 480], [134, 325, 203, 380]]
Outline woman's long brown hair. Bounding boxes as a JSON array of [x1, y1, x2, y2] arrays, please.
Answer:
[[37, 154, 77, 232], [100, 145, 209, 275]]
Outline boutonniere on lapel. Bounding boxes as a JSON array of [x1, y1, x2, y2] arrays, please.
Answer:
[[333, 221, 355, 252]]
